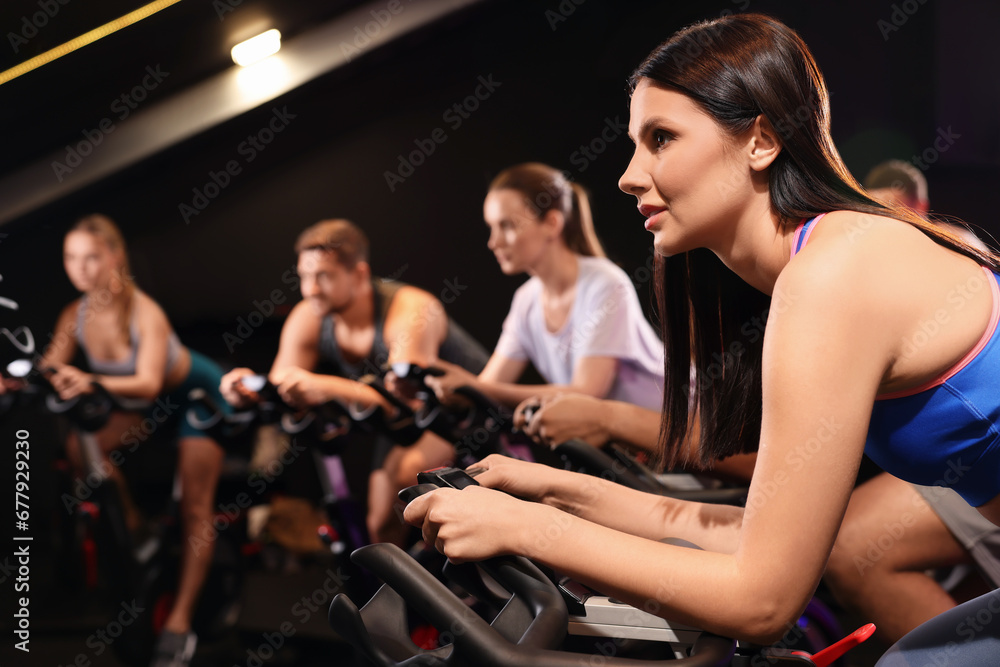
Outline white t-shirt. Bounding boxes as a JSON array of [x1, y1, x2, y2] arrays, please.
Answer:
[[494, 255, 664, 411]]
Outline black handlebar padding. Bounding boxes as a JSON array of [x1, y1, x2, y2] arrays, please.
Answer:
[[398, 484, 443, 505], [554, 440, 663, 493], [475, 556, 568, 650], [331, 543, 740, 666], [329, 578, 451, 665], [451, 384, 501, 415], [441, 559, 517, 620]]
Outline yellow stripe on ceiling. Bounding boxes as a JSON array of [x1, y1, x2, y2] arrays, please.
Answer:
[[0, 0, 184, 87]]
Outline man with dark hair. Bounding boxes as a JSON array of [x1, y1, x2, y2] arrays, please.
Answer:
[[864, 159, 929, 212], [864, 159, 992, 250], [221, 219, 488, 543]]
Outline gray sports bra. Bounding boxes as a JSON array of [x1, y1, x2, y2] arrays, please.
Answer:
[[75, 295, 182, 376]]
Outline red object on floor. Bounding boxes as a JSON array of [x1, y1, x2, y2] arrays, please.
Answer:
[[410, 624, 440, 650]]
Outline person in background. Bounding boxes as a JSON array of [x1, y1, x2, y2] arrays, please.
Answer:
[[404, 15, 1000, 664], [220, 219, 489, 546], [822, 159, 1000, 644], [44, 214, 231, 667], [427, 163, 664, 417]]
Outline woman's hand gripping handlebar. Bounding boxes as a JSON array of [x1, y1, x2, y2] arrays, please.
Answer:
[[328, 466, 741, 666]]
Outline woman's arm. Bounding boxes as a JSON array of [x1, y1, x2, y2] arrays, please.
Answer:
[[40, 301, 80, 368], [516, 394, 660, 449], [478, 350, 528, 384], [429, 355, 618, 408], [407, 242, 895, 643], [469, 455, 745, 552], [517, 393, 759, 481]]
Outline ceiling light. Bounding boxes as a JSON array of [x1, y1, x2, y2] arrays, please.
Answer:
[[231, 29, 281, 67]]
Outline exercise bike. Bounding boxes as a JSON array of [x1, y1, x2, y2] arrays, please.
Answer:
[[329, 466, 877, 666]]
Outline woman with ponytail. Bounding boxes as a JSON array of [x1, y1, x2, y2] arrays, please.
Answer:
[[427, 162, 663, 416], [406, 15, 1000, 664], [43, 214, 230, 667]]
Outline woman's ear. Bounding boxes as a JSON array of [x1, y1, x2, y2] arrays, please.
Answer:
[[541, 208, 565, 239], [747, 114, 782, 172]]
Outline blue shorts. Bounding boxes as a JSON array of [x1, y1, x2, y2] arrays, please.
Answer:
[[160, 349, 232, 443]]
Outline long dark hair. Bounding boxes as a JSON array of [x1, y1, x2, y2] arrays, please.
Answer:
[[631, 13, 1000, 469], [489, 162, 606, 258]]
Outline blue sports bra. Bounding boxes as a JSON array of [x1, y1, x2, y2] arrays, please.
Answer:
[[791, 215, 1000, 507], [75, 295, 182, 376]]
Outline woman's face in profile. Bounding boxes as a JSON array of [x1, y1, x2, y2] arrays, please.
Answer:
[[619, 78, 752, 257], [483, 188, 553, 275]]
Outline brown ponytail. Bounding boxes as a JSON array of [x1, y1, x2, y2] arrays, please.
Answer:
[[489, 162, 606, 258]]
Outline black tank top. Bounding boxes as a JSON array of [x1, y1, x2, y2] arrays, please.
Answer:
[[317, 279, 488, 380]]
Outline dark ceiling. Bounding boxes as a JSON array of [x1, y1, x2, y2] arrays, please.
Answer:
[[1, 0, 998, 370], [0, 0, 369, 174]]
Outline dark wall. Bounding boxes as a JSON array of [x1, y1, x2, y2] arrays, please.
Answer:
[[2, 0, 997, 370]]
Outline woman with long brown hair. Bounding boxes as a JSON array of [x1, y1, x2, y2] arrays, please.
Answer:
[[404, 15, 1000, 664], [427, 162, 664, 416]]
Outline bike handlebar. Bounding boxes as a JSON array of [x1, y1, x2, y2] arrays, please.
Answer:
[[329, 542, 739, 667], [329, 469, 750, 666], [5, 361, 141, 432]]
